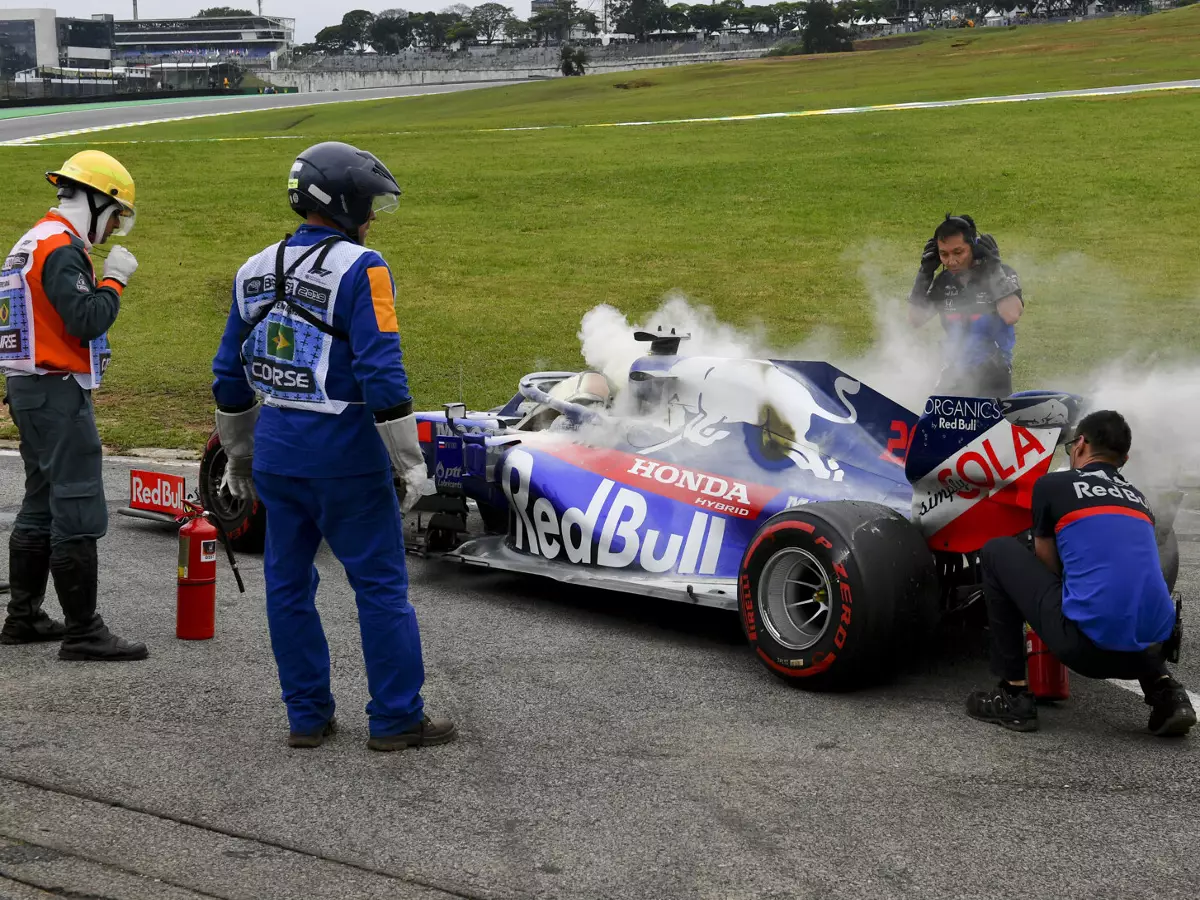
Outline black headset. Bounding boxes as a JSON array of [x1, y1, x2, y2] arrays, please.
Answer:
[[943, 214, 978, 245]]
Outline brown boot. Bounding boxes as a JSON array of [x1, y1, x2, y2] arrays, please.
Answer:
[[288, 717, 337, 749], [367, 715, 457, 752]]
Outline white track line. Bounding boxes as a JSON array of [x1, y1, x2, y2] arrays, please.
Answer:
[[1108, 678, 1200, 712], [3, 78, 1197, 147]]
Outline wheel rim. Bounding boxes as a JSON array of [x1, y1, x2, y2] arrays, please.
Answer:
[[204, 446, 251, 523], [757, 547, 833, 651]]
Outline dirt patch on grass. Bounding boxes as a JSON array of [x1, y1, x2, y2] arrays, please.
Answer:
[[853, 35, 925, 51], [613, 79, 655, 90]]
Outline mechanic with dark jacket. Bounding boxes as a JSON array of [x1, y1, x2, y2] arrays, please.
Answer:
[[966, 409, 1195, 736], [0, 150, 146, 661], [908, 214, 1024, 398], [210, 141, 456, 751]]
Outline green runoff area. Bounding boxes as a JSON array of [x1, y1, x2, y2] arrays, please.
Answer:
[[1, 7, 1199, 450]]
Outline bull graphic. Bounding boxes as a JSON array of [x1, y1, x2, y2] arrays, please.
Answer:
[[1000, 396, 1072, 429], [636, 358, 860, 481]]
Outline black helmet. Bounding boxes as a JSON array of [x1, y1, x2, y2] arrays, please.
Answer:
[[287, 141, 402, 240]]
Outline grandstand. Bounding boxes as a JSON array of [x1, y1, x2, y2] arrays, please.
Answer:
[[112, 13, 295, 61]]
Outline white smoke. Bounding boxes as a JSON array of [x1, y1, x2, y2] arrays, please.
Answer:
[[577, 248, 946, 416], [571, 249, 1200, 497], [1068, 361, 1200, 491], [578, 292, 773, 392]]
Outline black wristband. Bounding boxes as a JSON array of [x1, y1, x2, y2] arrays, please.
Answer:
[[373, 399, 414, 423], [217, 400, 258, 414]]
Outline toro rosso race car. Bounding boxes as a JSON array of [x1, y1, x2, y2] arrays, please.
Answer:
[[167, 327, 1182, 690]]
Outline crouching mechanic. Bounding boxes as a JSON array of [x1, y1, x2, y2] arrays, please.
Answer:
[[210, 141, 456, 751], [967, 410, 1194, 736], [908, 214, 1024, 398], [0, 150, 146, 660]]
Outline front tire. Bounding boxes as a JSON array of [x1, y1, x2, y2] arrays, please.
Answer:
[[739, 501, 939, 690], [198, 429, 266, 554]]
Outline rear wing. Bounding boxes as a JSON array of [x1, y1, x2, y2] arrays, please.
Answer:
[[905, 392, 1082, 553]]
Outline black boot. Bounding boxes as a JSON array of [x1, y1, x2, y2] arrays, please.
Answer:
[[966, 681, 1039, 732], [1, 530, 66, 645], [51, 538, 147, 662], [1143, 676, 1197, 737]]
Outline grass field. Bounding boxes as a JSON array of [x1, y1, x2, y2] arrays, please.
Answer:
[[2, 7, 1199, 450]]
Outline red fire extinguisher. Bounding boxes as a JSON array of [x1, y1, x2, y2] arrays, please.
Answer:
[[1025, 624, 1070, 701], [176, 502, 244, 640]]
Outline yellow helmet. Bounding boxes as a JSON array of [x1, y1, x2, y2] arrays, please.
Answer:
[[46, 150, 136, 237]]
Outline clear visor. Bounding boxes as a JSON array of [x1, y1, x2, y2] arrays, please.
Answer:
[[372, 193, 400, 216], [112, 205, 136, 237]]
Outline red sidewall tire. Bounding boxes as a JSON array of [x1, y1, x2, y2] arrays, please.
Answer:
[[739, 517, 867, 689], [739, 502, 938, 691]]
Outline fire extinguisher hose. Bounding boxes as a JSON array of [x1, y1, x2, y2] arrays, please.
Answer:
[[207, 512, 246, 594], [176, 499, 246, 594]]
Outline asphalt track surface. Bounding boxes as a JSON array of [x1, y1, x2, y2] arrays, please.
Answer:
[[0, 451, 1198, 900], [0, 83, 522, 145]]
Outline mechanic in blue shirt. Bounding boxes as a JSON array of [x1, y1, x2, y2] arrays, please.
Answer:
[[210, 141, 456, 752], [965, 410, 1193, 736], [908, 214, 1023, 398]]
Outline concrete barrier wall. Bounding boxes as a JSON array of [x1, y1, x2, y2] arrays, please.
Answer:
[[262, 51, 768, 93]]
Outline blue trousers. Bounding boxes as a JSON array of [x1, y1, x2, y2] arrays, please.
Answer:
[[254, 469, 425, 737]]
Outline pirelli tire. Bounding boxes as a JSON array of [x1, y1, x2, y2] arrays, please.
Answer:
[[198, 429, 267, 555], [739, 501, 940, 691]]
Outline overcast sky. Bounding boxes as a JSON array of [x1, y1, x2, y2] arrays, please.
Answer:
[[36, 1, 626, 43]]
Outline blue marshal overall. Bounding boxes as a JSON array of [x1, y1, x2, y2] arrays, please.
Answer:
[[211, 224, 426, 739]]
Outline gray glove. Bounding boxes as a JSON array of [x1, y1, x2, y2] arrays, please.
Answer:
[[102, 245, 138, 285], [215, 404, 259, 503], [375, 412, 431, 515]]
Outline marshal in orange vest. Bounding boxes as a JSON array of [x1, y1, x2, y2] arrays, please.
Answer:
[[0, 213, 124, 389]]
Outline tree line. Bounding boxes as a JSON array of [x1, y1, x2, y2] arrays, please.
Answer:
[[293, 2, 896, 54], [209, 0, 1167, 57]]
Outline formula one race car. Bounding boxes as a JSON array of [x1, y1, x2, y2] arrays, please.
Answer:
[[188, 327, 1184, 689]]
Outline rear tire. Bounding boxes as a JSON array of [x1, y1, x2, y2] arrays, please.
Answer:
[[198, 429, 266, 554], [739, 501, 939, 690]]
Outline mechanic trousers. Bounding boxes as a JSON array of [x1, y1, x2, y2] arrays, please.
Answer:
[[935, 356, 1012, 399], [981, 537, 1168, 690], [254, 469, 426, 737], [4, 374, 107, 545]]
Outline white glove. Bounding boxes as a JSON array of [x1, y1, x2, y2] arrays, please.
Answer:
[[102, 245, 138, 286], [215, 405, 259, 504], [398, 463, 432, 515], [375, 412, 431, 515]]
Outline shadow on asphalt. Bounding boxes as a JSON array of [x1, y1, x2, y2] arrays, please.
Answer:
[[420, 558, 996, 689]]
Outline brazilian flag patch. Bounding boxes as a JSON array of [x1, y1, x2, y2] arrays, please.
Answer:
[[267, 322, 294, 361], [0, 297, 9, 326]]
